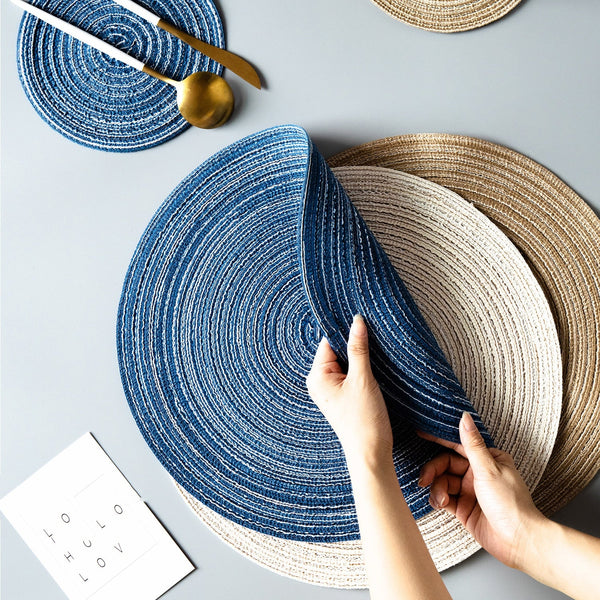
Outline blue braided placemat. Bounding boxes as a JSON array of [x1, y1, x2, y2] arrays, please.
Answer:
[[117, 125, 493, 542], [17, 0, 224, 152]]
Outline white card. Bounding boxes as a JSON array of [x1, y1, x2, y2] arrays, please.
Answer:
[[0, 433, 194, 600]]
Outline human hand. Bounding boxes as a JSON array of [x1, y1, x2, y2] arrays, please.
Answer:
[[418, 412, 546, 569], [306, 315, 393, 468]]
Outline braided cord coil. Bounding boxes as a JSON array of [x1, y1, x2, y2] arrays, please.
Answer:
[[17, 0, 224, 151], [117, 125, 493, 542]]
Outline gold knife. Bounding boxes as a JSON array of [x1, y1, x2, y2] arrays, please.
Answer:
[[114, 0, 261, 89]]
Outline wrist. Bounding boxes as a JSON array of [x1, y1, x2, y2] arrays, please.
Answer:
[[512, 510, 554, 573], [343, 443, 395, 479]]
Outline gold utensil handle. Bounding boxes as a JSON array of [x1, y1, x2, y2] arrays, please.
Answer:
[[158, 20, 261, 89]]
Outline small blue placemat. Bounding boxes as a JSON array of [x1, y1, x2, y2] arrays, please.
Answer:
[[17, 0, 224, 152]]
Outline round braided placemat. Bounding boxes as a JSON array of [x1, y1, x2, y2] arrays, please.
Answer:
[[118, 126, 497, 544], [330, 134, 600, 517], [176, 165, 562, 587], [17, 0, 223, 152], [370, 0, 522, 32]]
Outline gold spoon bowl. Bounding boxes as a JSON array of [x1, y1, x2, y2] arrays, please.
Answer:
[[143, 66, 234, 129]]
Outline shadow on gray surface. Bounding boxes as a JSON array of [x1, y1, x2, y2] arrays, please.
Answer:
[[552, 472, 600, 536], [313, 134, 372, 162]]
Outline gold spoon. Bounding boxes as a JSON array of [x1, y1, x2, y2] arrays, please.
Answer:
[[11, 0, 234, 129], [142, 66, 233, 129]]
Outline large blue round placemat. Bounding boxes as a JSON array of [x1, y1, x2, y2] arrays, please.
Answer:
[[117, 125, 492, 542], [17, 0, 224, 152]]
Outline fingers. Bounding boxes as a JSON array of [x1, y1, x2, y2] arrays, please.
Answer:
[[456, 498, 480, 529], [431, 478, 478, 526], [425, 473, 478, 527], [346, 315, 373, 379], [311, 337, 340, 373], [459, 412, 498, 476], [418, 452, 469, 487], [306, 337, 344, 400], [428, 474, 462, 509], [425, 473, 477, 528], [439, 495, 458, 516], [416, 430, 467, 458]]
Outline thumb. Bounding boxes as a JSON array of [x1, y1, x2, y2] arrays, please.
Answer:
[[346, 314, 373, 379], [459, 412, 497, 475]]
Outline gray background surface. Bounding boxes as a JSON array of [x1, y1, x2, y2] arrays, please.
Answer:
[[2, 0, 600, 598]]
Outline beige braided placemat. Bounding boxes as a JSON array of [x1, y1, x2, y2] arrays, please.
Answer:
[[330, 134, 600, 517], [176, 166, 562, 587], [371, 0, 522, 32]]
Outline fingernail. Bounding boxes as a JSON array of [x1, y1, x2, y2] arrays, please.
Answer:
[[432, 493, 446, 508], [417, 476, 425, 487], [462, 411, 476, 432], [351, 314, 367, 336]]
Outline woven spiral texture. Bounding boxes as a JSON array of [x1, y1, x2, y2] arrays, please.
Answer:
[[330, 133, 600, 518], [370, 0, 522, 32], [17, 0, 223, 152], [175, 165, 562, 587], [118, 124, 492, 542]]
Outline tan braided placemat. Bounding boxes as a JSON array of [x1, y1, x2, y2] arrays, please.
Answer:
[[371, 0, 522, 32], [330, 134, 600, 516], [176, 165, 562, 587]]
